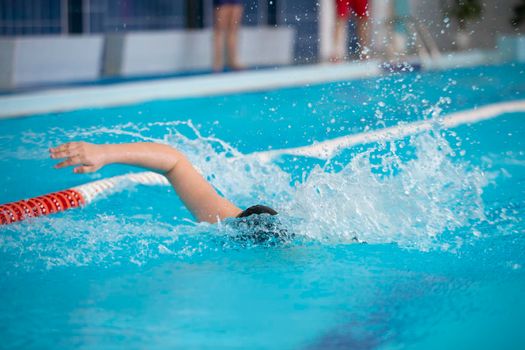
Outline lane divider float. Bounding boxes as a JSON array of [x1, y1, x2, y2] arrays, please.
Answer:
[[0, 172, 167, 225], [252, 99, 525, 161]]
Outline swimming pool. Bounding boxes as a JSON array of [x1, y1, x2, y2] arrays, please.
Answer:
[[1, 63, 524, 349]]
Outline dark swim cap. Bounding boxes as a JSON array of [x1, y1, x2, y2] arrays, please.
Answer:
[[237, 205, 278, 218], [233, 205, 291, 245]]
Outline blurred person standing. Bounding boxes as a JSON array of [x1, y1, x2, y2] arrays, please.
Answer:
[[213, 0, 244, 72], [332, 0, 370, 61]]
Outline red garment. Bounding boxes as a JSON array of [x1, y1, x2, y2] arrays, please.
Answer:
[[335, 0, 368, 18]]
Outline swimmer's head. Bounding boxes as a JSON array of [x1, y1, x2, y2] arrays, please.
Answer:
[[233, 205, 291, 245]]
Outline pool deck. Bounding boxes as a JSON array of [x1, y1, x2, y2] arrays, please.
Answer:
[[0, 50, 503, 119]]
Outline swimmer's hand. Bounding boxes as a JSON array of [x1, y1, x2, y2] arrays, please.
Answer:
[[51, 142, 181, 174], [50, 142, 106, 173]]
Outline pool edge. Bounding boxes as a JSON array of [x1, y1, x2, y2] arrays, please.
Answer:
[[0, 50, 505, 119]]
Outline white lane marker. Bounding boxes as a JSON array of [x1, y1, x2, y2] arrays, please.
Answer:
[[74, 171, 169, 204], [252, 99, 525, 161]]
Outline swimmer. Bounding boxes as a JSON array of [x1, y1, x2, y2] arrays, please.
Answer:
[[49, 141, 280, 230]]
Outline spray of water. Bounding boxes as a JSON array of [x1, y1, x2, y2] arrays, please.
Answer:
[[282, 133, 487, 249], [169, 122, 488, 250], [0, 108, 493, 270]]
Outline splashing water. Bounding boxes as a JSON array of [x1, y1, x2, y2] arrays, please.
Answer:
[[1, 113, 492, 270], [282, 133, 487, 249], [159, 119, 488, 250]]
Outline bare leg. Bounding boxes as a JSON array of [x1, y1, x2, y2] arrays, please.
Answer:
[[213, 6, 230, 72], [331, 17, 347, 62], [226, 4, 244, 69], [355, 15, 370, 59]]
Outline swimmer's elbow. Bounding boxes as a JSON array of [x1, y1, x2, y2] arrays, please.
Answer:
[[158, 145, 185, 175], [164, 153, 186, 175]]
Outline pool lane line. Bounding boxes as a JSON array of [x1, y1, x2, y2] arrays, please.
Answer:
[[0, 189, 86, 225], [72, 172, 169, 204], [1, 99, 522, 225], [252, 99, 525, 161], [0, 172, 168, 225]]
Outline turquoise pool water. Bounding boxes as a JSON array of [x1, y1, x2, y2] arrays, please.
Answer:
[[1, 63, 524, 349]]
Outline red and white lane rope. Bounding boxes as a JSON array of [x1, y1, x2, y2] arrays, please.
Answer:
[[0, 172, 168, 225]]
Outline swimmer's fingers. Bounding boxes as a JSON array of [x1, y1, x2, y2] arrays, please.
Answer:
[[50, 149, 76, 159], [50, 142, 106, 173], [50, 141, 81, 153], [54, 155, 83, 169], [49, 142, 82, 159]]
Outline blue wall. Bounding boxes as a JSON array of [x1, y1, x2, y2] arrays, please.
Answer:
[[88, 0, 186, 32], [0, 0, 62, 35]]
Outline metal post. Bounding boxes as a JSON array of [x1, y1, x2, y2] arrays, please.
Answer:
[[258, 0, 267, 26], [186, 0, 204, 29], [68, 0, 84, 34], [61, 0, 69, 34], [83, 0, 90, 34], [268, 0, 278, 26]]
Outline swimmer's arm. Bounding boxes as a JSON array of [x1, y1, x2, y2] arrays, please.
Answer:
[[49, 142, 242, 223]]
